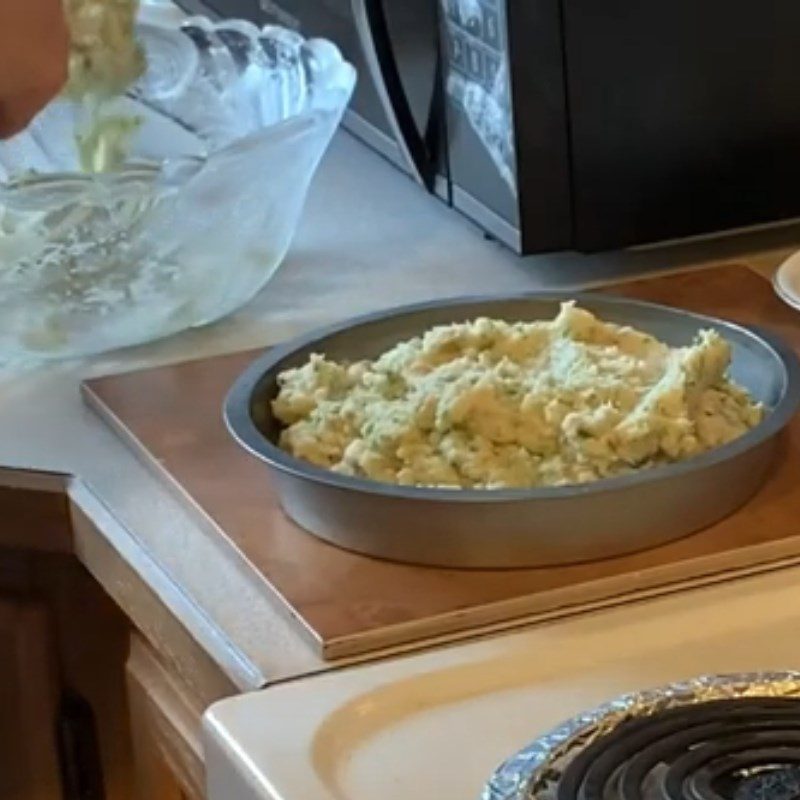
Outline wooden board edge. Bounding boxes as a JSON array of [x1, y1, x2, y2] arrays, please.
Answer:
[[589, 261, 758, 292], [79, 382, 327, 658], [321, 540, 800, 659], [67, 477, 261, 697]]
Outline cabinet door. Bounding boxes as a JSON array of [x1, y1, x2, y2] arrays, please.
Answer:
[[127, 634, 206, 800], [0, 598, 63, 800]]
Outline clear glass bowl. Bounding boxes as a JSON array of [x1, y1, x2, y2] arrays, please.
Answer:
[[0, 15, 355, 361]]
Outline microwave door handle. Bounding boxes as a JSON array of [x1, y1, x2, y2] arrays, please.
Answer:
[[351, 0, 437, 191]]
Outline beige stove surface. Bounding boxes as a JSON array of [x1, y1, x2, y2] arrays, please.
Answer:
[[204, 565, 800, 800]]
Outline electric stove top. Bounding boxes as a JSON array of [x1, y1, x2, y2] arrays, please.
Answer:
[[548, 698, 800, 800], [203, 571, 800, 800], [485, 674, 800, 800]]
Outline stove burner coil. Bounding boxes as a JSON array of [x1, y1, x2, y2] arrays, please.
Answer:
[[554, 698, 800, 800]]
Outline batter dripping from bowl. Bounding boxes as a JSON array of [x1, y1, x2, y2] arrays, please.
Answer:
[[0, 0, 144, 170]]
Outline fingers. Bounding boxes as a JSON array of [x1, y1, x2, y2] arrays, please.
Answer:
[[0, 81, 67, 139], [0, 54, 69, 137], [1, 100, 48, 139], [0, 0, 70, 138]]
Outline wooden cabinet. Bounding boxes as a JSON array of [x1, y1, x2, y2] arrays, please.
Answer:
[[0, 487, 235, 800], [0, 470, 244, 800], [0, 551, 135, 800], [0, 597, 62, 800], [127, 634, 205, 800], [0, 552, 210, 800]]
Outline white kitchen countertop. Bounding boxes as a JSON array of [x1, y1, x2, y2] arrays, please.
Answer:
[[3, 128, 800, 691]]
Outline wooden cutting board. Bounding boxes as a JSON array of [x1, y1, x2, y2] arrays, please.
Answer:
[[83, 265, 800, 659]]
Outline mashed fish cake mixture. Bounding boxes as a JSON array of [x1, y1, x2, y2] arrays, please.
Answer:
[[272, 303, 764, 489], [65, 0, 144, 101], [64, 0, 145, 172]]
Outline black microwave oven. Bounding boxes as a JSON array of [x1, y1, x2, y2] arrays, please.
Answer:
[[175, 0, 800, 254]]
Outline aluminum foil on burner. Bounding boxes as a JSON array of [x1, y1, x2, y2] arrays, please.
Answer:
[[481, 672, 800, 800]]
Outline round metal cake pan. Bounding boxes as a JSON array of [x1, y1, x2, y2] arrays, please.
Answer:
[[224, 292, 800, 569]]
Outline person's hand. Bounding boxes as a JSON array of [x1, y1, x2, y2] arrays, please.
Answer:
[[0, 0, 70, 138]]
